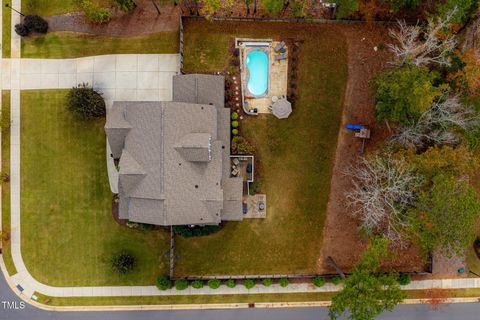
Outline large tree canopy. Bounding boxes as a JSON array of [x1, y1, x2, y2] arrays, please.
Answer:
[[329, 237, 405, 320], [374, 65, 446, 124], [410, 174, 480, 257]]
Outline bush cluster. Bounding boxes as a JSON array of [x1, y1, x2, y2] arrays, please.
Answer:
[[244, 279, 256, 289], [279, 278, 289, 287], [80, 0, 112, 24], [111, 251, 136, 274], [208, 279, 221, 289], [156, 275, 172, 290], [231, 136, 255, 155], [14, 15, 48, 36], [191, 280, 204, 289], [173, 225, 221, 238], [312, 276, 325, 287], [175, 279, 188, 290], [331, 276, 343, 285], [397, 274, 412, 285], [261, 278, 273, 287], [113, 0, 136, 12], [225, 279, 236, 288], [67, 83, 106, 120]]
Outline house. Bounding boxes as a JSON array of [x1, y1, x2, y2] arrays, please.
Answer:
[[105, 74, 244, 226]]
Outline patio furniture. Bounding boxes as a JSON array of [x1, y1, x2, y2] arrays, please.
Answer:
[[274, 53, 288, 61], [232, 158, 240, 166], [274, 41, 286, 52], [272, 95, 279, 103], [271, 98, 292, 119]]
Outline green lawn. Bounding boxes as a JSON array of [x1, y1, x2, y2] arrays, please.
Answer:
[[176, 20, 348, 276], [22, 31, 179, 58], [20, 90, 170, 286], [31, 288, 480, 306], [2, 0, 11, 57], [1, 91, 16, 275], [22, 0, 108, 16], [34, 291, 335, 306]]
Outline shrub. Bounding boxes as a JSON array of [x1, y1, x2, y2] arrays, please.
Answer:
[[279, 278, 289, 287], [113, 0, 136, 12], [14, 24, 29, 36], [231, 120, 239, 128], [173, 225, 221, 238], [175, 279, 188, 290], [156, 275, 172, 290], [397, 274, 412, 285], [208, 279, 221, 289], [385, 0, 422, 13], [437, 0, 479, 25], [191, 280, 204, 289], [67, 83, 106, 120], [232, 129, 239, 136], [225, 279, 236, 288], [249, 180, 260, 196], [332, 276, 343, 285], [23, 15, 48, 33], [312, 276, 325, 287], [261, 278, 273, 287], [1, 172, 10, 183], [231, 112, 239, 120], [336, 0, 359, 19], [231, 136, 255, 155], [111, 251, 136, 274], [244, 279, 255, 289], [80, 0, 112, 24]]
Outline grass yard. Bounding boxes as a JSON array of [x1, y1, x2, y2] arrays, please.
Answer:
[[21, 31, 179, 58], [175, 20, 348, 276], [22, 0, 109, 16], [20, 90, 170, 286], [1, 91, 16, 275], [2, 0, 11, 57]]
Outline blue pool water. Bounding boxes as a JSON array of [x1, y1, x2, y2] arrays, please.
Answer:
[[246, 50, 268, 96]]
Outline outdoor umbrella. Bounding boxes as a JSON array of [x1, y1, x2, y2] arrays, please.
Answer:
[[271, 98, 292, 119]]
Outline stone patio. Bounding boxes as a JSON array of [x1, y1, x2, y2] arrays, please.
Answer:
[[244, 194, 267, 218]]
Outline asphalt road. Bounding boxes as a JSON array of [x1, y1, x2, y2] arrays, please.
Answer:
[[1, 272, 480, 320]]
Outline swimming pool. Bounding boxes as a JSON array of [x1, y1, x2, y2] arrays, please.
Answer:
[[246, 50, 268, 97]]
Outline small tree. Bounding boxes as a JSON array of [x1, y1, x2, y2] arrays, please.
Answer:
[[373, 65, 445, 124], [67, 83, 106, 120], [411, 174, 480, 257], [156, 275, 172, 290], [329, 237, 405, 320], [111, 251, 136, 274]]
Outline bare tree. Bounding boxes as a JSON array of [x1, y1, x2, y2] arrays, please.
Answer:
[[388, 7, 458, 67], [345, 156, 423, 245], [392, 95, 480, 149]]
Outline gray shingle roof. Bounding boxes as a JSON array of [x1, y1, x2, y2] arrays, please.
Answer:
[[106, 74, 243, 226]]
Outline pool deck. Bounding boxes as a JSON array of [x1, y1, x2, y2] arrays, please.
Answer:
[[242, 41, 288, 114]]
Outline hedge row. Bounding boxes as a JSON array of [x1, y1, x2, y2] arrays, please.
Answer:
[[157, 274, 412, 291]]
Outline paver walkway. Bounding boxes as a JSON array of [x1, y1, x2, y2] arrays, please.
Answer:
[[2, 0, 480, 305]]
